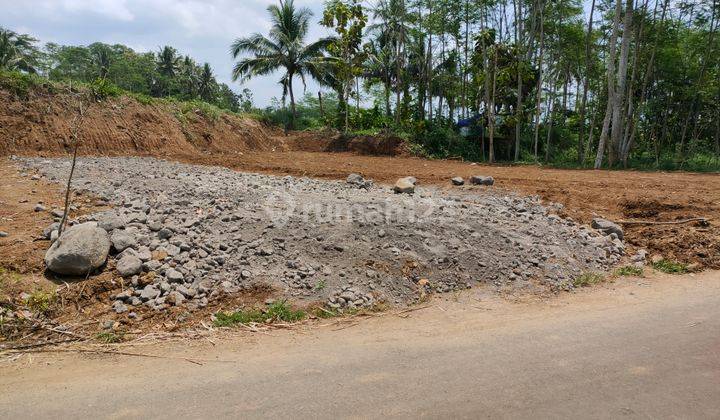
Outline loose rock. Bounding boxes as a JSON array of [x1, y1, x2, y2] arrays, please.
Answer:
[[44, 222, 110, 276]]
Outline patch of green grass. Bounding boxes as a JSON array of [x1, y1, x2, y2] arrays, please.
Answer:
[[177, 99, 223, 122], [573, 272, 605, 288], [214, 300, 306, 327], [129, 92, 154, 105], [314, 279, 327, 291], [615, 265, 645, 277], [95, 330, 125, 344], [652, 259, 689, 274], [23, 290, 56, 315], [265, 300, 306, 322]]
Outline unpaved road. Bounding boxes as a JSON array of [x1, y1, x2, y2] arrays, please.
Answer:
[[2, 271, 719, 419]]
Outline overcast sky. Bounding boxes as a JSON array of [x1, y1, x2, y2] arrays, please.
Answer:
[[0, 0, 333, 107]]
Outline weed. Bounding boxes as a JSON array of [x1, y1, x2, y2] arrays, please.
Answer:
[[23, 290, 56, 315], [213, 300, 306, 327], [312, 306, 340, 319], [615, 265, 644, 277], [652, 259, 688, 274], [573, 272, 605, 288], [214, 308, 266, 326], [95, 330, 125, 344], [265, 300, 306, 322], [314, 279, 327, 291]]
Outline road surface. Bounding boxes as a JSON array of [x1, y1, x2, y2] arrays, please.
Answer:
[[2, 271, 719, 419]]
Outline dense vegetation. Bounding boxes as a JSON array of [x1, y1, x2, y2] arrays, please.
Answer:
[[2, 0, 720, 171], [233, 0, 720, 170], [0, 27, 252, 113]]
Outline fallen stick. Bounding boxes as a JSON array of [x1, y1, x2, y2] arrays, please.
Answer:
[[618, 217, 710, 226], [4, 348, 235, 365]]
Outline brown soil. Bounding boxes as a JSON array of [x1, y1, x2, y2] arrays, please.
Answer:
[[0, 88, 288, 157]]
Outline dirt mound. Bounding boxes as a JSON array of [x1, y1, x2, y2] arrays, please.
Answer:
[[288, 130, 409, 156], [0, 87, 287, 157]]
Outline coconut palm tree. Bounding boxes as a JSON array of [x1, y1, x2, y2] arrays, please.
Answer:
[[156, 46, 180, 77], [198, 63, 215, 101], [230, 0, 335, 129], [0, 28, 40, 73]]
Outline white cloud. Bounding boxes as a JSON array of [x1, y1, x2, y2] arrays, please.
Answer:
[[0, 0, 331, 105]]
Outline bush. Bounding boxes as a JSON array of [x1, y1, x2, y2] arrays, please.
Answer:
[[89, 78, 122, 99], [0, 70, 45, 97]]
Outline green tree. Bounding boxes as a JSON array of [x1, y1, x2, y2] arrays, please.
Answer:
[[322, 0, 368, 131], [0, 28, 40, 73], [230, 0, 335, 129]]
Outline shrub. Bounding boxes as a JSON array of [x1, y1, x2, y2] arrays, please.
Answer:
[[89, 78, 122, 99]]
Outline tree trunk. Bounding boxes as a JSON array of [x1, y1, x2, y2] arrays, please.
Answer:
[[514, 0, 524, 161], [623, 0, 669, 166], [532, 1, 545, 160], [288, 75, 297, 130], [488, 46, 498, 163], [594, 0, 622, 169], [609, 0, 634, 167]]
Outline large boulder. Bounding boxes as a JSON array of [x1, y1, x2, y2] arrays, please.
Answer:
[[393, 177, 417, 194], [44, 222, 111, 276], [591, 218, 624, 240]]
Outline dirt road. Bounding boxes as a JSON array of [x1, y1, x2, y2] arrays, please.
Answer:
[[3, 271, 719, 419]]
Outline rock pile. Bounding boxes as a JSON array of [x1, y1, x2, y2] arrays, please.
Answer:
[[18, 157, 625, 314]]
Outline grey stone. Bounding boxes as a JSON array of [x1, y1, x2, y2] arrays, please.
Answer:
[[140, 284, 160, 301], [0, 231, 8, 238], [451, 177, 465, 186], [51, 209, 65, 218], [110, 230, 136, 252], [112, 300, 128, 314], [97, 212, 126, 231], [470, 175, 495, 186], [166, 291, 185, 306], [394, 177, 416, 194], [117, 255, 142, 277], [43, 222, 60, 239], [44, 222, 110, 276], [165, 268, 184, 282], [157, 227, 174, 240], [591, 218, 624, 240], [34, 204, 46, 212]]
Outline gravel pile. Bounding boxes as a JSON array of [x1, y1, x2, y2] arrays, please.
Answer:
[[16, 157, 624, 313]]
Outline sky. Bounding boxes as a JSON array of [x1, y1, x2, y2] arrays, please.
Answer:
[[0, 0, 333, 107]]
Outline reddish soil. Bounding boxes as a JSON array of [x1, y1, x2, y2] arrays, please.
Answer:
[[0, 88, 288, 157]]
